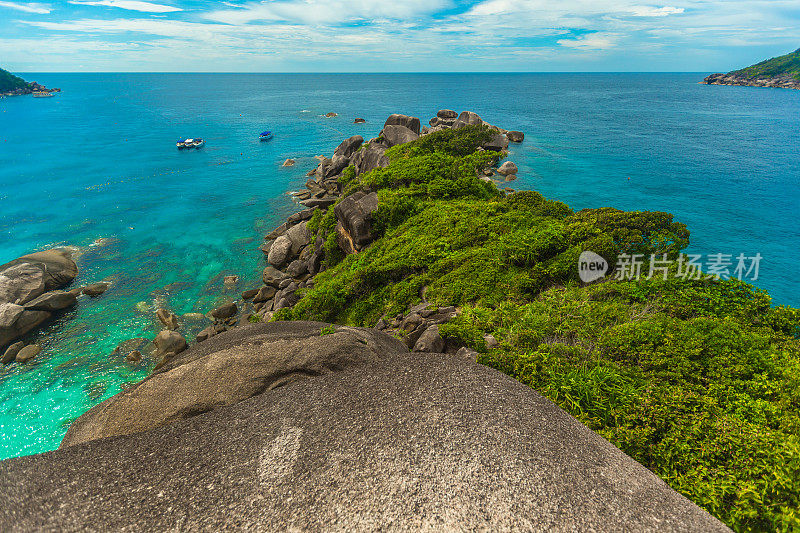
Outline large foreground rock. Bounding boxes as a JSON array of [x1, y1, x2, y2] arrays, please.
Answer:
[[0, 322, 727, 531]]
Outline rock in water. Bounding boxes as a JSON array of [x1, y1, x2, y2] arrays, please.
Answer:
[[324, 112, 338, 118], [437, 109, 458, 119], [152, 331, 187, 359], [497, 161, 518, 176], [383, 114, 421, 135], [1, 341, 24, 364], [507, 130, 524, 142], [0, 321, 728, 531], [353, 118, 366, 123], [82, 283, 110, 297], [281, 159, 295, 167], [23, 291, 77, 312], [156, 309, 179, 331], [210, 302, 238, 321], [0, 263, 46, 305], [15, 344, 41, 363]]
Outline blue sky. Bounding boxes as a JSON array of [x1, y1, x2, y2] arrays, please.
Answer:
[[0, 0, 798, 72]]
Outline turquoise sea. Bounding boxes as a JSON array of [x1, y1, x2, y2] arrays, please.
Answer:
[[1, 73, 798, 460]]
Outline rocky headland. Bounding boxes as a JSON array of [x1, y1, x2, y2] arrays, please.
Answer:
[[1, 107, 797, 530], [703, 47, 800, 89], [0, 67, 60, 96]]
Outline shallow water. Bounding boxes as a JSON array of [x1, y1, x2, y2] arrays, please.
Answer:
[[0, 73, 798, 459]]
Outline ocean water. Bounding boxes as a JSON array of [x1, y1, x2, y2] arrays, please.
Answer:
[[0, 73, 798, 460]]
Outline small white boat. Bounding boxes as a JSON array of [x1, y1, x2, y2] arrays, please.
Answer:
[[191, 138, 205, 148]]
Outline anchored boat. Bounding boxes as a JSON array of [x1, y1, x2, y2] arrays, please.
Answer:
[[260, 131, 273, 141], [177, 138, 205, 150]]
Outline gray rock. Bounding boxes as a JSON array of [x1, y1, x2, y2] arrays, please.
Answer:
[[455, 346, 478, 360], [383, 113, 421, 135], [437, 109, 458, 119], [156, 309, 179, 330], [210, 302, 238, 321], [483, 133, 509, 152], [0, 263, 46, 305], [507, 130, 524, 142], [241, 289, 259, 301], [285, 260, 308, 279], [497, 161, 518, 176], [413, 324, 445, 353], [223, 275, 239, 289], [285, 221, 311, 255], [505, 174, 517, 181], [0, 248, 77, 301], [152, 330, 187, 358], [3, 321, 726, 532], [281, 159, 295, 167], [267, 235, 293, 267], [0, 308, 51, 349], [333, 135, 364, 158], [265, 222, 288, 241], [333, 191, 379, 253], [286, 208, 315, 225], [352, 143, 389, 176], [0, 303, 25, 329], [15, 344, 41, 363], [127, 350, 142, 363], [381, 125, 419, 147], [82, 283, 110, 297], [484, 334, 499, 349], [300, 197, 337, 209], [453, 111, 483, 129], [62, 322, 408, 447], [353, 118, 366, 123], [2, 341, 24, 364], [23, 290, 77, 312], [253, 285, 277, 304]]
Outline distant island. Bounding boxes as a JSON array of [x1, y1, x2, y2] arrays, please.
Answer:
[[703, 47, 800, 89], [0, 67, 59, 96]]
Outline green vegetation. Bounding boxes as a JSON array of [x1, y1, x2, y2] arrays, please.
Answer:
[[247, 314, 262, 323], [278, 125, 800, 530], [732, 48, 800, 81], [0, 67, 29, 93], [320, 325, 336, 335]]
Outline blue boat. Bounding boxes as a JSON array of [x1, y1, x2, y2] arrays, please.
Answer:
[[260, 131, 273, 141]]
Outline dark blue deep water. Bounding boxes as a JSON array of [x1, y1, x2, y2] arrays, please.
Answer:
[[0, 73, 798, 459]]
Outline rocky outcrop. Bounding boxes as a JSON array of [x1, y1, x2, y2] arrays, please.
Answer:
[[0, 249, 84, 354], [381, 125, 419, 147], [497, 161, 518, 176], [383, 113, 421, 135], [334, 191, 379, 254], [703, 72, 800, 89], [352, 142, 389, 176], [0, 321, 728, 531]]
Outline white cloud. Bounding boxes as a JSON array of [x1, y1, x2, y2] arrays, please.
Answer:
[[0, 1, 50, 13], [68, 0, 182, 13], [558, 32, 620, 50], [204, 0, 451, 25], [630, 5, 684, 17]]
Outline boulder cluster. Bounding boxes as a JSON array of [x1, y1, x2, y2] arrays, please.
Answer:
[[0, 249, 109, 365]]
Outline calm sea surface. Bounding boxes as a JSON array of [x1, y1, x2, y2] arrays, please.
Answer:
[[0, 73, 798, 459]]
